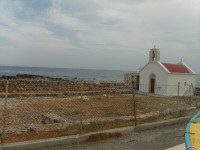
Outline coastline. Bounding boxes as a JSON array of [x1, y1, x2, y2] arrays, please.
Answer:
[[0, 74, 127, 98], [0, 66, 128, 82]]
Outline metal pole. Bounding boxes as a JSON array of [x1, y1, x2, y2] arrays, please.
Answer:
[[132, 81, 137, 126], [93, 78, 95, 96], [176, 82, 180, 118], [1, 80, 9, 145], [191, 83, 195, 96], [80, 81, 83, 134], [178, 82, 180, 97], [81, 81, 83, 100]]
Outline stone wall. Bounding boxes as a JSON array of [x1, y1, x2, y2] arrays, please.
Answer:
[[124, 72, 139, 89]]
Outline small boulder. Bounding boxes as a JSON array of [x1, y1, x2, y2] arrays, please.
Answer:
[[27, 123, 36, 132], [42, 113, 63, 124]]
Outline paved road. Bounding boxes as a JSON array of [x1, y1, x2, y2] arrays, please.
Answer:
[[37, 123, 187, 150]]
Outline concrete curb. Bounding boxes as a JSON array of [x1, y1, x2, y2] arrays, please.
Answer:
[[1, 126, 135, 150], [134, 116, 191, 131], [2, 116, 191, 150]]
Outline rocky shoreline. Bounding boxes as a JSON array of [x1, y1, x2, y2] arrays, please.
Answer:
[[0, 74, 127, 98], [0, 74, 69, 81]]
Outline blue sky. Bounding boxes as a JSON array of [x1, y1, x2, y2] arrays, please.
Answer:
[[0, 0, 200, 72]]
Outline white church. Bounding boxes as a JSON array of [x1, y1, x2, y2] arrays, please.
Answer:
[[139, 47, 196, 96]]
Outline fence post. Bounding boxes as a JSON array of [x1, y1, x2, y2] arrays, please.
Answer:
[[176, 82, 180, 118], [191, 83, 195, 96], [93, 78, 95, 95], [132, 81, 137, 126], [177, 82, 180, 97], [79, 81, 84, 134], [1, 80, 9, 146], [81, 81, 83, 99]]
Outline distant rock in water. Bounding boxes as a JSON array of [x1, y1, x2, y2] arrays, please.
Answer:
[[16, 74, 45, 79], [0, 74, 45, 79], [0, 74, 72, 83], [0, 75, 15, 79]]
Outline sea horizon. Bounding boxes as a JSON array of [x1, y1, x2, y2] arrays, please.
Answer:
[[0, 65, 136, 82], [0, 65, 199, 85], [0, 65, 133, 72]]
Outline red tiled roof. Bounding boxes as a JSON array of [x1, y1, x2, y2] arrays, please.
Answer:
[[162, 63, 189, 73]]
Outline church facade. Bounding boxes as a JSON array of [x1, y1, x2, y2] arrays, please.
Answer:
[[139, 47, 196, 96]]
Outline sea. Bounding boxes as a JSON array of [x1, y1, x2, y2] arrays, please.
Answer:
[[0, 66, 200, 85], [0, 66, 131, 82]]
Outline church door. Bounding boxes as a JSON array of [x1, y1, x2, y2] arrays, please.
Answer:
[[149, 74, 156, 94], [150, 79, 155, 93]]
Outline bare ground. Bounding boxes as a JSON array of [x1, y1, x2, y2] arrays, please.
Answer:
[[1, 93, 199, 144]]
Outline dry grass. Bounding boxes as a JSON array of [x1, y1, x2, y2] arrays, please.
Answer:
[[3, 107, 199, 144], [1, 78, 199, 144], [3, 120, 132, 143], [1, 94, 199, 144], [1, 94, 181, 126]]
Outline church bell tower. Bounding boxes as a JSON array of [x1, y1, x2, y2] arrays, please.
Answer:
[[149, 46, 160, 62]]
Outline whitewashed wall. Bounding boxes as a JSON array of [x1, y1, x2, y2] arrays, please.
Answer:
[[139, 62, 168, 95], [139, 61, 196, 96], [167, 74, 196, 96]]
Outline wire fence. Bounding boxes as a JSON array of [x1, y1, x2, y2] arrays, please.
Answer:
[[0, 77, 200, 145]]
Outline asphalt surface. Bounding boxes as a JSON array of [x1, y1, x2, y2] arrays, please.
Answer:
[[35, 122, 187, 150]]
